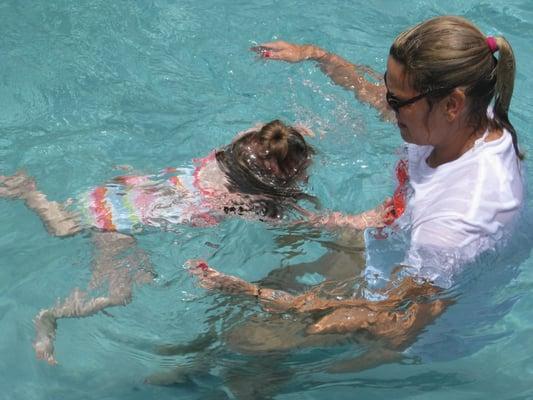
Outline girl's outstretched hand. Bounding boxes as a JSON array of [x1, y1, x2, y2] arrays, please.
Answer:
[[305, 199, 395, 231], [251, 41, 316, 63], [293, 123, 316, 137], [363, 197, 396, 228]]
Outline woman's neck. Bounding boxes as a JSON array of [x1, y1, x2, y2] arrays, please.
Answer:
[[427, 123, 487, 168]]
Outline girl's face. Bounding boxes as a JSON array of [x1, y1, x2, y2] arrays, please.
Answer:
[[385, 56, 452, 147]]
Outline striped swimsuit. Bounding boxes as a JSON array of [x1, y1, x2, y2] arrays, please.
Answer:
[[80, 154, 219, 233]]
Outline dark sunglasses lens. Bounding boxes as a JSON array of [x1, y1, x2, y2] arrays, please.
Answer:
[[386, 94, 401, 111]]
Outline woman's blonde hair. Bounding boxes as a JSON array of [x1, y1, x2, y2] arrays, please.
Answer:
[[390, 16, 522, 158]]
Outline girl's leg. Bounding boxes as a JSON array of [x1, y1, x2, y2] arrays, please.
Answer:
[[0, 171, 81, 237], [33, 231, 155, 364], [33, 288, 125, 364]]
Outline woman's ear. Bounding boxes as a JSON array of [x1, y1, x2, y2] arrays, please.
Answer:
[[444, 88, 466, 122]]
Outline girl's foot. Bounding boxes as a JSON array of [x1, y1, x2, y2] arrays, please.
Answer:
[[0, 171, 36, 199], [33, 309, 58, 365]]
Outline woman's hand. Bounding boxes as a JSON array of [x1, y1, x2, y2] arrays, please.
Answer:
[[250, 41, 324, 63]]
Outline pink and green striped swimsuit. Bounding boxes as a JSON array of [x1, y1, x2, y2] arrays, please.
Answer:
[[80, 154, 219, 233]]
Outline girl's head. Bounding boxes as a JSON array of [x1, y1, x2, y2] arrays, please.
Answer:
[[216, 120, 316, 216], [387, 16, 521, 158]]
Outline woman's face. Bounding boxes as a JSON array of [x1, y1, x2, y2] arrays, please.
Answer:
[[385, 56, 450, 147]]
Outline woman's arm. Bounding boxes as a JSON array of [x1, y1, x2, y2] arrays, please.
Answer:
[[305, 277, 451, 349], [189, 260, 450, 350], [267, 276, 450, 351], [252, 41, 394, 121]]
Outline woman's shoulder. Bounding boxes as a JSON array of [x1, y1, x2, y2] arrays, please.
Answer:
[[477, 128, 523, 185]]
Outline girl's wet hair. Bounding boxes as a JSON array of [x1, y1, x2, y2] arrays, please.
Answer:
[[390, 16, 522, 159], [216, 120, 317, 218]]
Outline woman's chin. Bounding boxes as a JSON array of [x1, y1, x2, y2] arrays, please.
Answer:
[[398, 125, 411, 143]]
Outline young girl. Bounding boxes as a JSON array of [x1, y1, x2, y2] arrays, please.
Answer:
[[0, 120, 317, 365]]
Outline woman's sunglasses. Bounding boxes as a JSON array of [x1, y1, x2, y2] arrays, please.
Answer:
[[384, 72, 451, 112]]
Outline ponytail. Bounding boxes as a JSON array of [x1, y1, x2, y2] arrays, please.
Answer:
[[492, 36, 523, 159], [259, 119, 290, 162]]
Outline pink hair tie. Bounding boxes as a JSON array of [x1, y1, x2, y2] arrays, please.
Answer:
[[486, 36, 498, 54]]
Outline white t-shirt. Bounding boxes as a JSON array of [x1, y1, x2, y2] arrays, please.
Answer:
[[399, 127, 524, 287]]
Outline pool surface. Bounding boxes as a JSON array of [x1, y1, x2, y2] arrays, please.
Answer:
[[1, 1, 532, 399]]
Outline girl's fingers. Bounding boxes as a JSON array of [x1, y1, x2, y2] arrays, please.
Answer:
[[293, 125, 315, 137]]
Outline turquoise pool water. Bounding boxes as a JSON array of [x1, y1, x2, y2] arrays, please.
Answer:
[[1, 1, 532, 399]]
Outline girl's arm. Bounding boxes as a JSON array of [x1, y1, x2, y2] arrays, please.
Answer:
[[306, 198, 395, 231]]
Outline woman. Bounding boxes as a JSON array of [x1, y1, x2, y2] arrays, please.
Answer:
[[192, 16, 524, 370]]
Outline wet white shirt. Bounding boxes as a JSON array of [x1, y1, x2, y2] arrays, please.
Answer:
[[400, 127, 524, 287]]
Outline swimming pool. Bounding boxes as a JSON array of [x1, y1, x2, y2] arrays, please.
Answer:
[[1, 0, 532, 398]]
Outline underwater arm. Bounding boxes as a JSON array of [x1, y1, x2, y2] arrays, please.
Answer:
[[307, 198, 395, 231], [189, 260, 399, 314], [189, 261, 449, 352], [306, 277, 451, 350]]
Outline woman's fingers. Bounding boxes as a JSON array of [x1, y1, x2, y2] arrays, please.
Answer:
[[251, 41, 305, 62], [186, 259, 224, 291], [257, 41, 290, 50], [185, 259, 211, 278], [250, 42, 284, 58], [185, 258, 206, 269]]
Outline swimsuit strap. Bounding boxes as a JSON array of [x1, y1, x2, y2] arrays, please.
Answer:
[[384, 159, 409, 225], [192, 151, 218, 197]]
